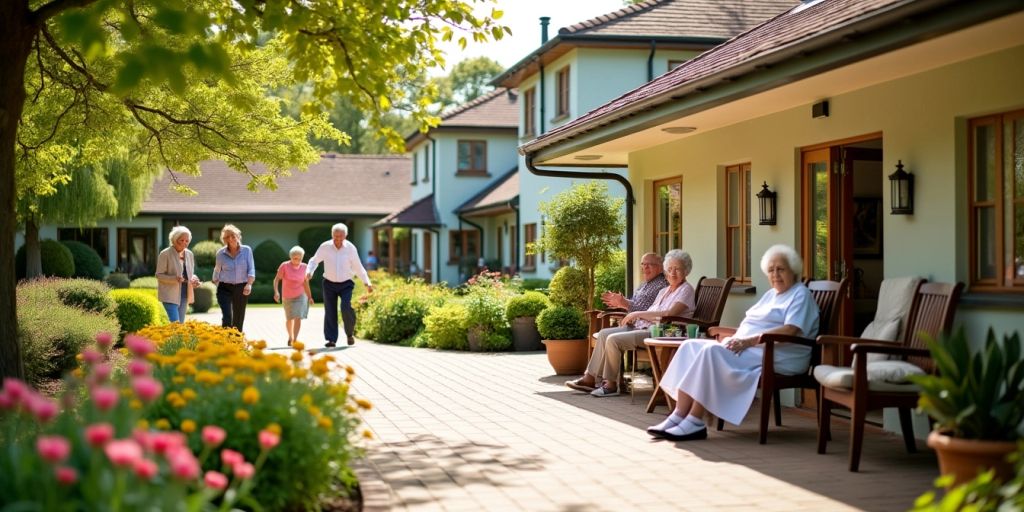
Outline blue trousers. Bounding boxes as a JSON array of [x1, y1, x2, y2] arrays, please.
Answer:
[[322, 279, 355, 343], [162, 283, 188, 323]]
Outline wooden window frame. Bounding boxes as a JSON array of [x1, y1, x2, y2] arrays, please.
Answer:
[[652, 176, 683, 256], [457, 140, 487, 174], [448, 230, 480, 264], [725, 164, 752, 283], [554, 67, 570, 120], [968, 109, 1024, 292], [523, 87, 536, 137], [523, 223, 537, 270]]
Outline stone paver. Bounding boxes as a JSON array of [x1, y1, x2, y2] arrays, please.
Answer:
[[193, 308, 939, 512]]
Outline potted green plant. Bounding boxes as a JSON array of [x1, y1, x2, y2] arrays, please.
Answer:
[[536, 305, 588, 375], [910, 327, 1024, 485], [464, 291, 511, 352], [505, 291, 550, 352], [911, 443, 1024, 511]]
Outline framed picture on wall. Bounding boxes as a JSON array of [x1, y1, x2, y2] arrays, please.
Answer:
[[853, 197, 882, 257]]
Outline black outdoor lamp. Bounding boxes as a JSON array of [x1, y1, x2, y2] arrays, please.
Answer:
[[888, 160, 914, 215], [756, 181, 777, 226]]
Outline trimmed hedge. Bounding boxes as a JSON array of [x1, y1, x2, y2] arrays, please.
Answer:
[[55, 278, 113, 314], [536, 305, 587, 340], [505, 291, 550, 321], [548, 266, 588, 311], [520, 278, 550, 291], [15, 239, 75, 279], [423, 302, 469, 350], [109, 289, 168, 334], [192, 282, 216, 313], [130, 276, 159, 289], [192, 240, 221, 267], [253, 239, 288, 274], [298, 226, 331, 258], [60, 240, 105, 280], [104, 272, 131, 289]]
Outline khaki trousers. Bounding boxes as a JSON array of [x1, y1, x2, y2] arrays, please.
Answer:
[[586, 326, 651, 382]]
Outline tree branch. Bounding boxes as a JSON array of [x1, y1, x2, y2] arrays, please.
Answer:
[[40, 25, 109, 92]]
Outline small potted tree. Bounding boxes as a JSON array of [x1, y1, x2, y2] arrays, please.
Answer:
[[505, 291, 550, 351], [910, 327, 1023, 485], [536, 305, 588, 375]]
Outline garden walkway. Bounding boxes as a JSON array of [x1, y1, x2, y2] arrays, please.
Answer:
[[192, 309, 940, 512]]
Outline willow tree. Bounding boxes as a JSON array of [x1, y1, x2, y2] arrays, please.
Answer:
[[0, 0, 509, 379], [529, 182, 625, 314]]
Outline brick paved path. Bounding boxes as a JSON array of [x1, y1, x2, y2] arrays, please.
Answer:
[[193, 308, 939, 512]]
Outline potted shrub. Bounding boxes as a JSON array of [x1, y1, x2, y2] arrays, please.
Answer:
[[505, 291, 550, 352], [464, 292, 511, 352], [910, 327, 1024, 485], [536, 305, 588, 375]]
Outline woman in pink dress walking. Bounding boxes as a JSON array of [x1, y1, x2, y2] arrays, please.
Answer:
[[273, 246, 315, 346]]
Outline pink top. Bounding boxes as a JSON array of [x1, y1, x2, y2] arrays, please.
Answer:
[[276, 262, 308, 299]]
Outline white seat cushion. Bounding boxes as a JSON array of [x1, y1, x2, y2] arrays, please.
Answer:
[[814, 361, 924, 391]]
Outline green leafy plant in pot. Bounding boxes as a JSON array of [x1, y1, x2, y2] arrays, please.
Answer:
[[909, 327, 1024, 485], [505, 291, 550, 352], [536, 305, 588, 375]]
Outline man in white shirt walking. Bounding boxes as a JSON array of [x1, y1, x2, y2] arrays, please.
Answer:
[[306, 223, 374, 347]]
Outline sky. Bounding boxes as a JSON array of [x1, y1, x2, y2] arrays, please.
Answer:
[[433, 0, 628, 73]]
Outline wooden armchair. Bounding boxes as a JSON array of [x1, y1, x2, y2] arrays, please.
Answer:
[[815, 281, 963, 471], [710, 279, 849, 443]]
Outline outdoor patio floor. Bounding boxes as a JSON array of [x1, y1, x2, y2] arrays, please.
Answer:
[[194, 308, 940, 511]]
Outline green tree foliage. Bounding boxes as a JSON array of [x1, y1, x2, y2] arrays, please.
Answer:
[[530, 182, 625, 315], [433, 56, 504, 107], [0, 0, 510, 379]]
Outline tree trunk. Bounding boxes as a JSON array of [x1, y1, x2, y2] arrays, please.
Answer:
[[25, 216, 42, 278], [0, 2, 37, 380]]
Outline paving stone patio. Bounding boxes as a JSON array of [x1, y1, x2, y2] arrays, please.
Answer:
[[193, 308, 940, 511]]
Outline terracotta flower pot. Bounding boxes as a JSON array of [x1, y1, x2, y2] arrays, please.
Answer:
[[541, 339, 588, 375], [511, 317, 543, 351], [927, 431, 1017, 485]]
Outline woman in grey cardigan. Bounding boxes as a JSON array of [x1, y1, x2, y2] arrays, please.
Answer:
[[155, 226, 201, 323]]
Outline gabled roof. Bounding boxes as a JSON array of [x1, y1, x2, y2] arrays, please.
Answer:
[[455, 168, 519, 217], [372, 194, 442, 228], [405, 88, 518, 149], [142, 154, 410, 217], [492, 0, 798, 88], [519, 0, 1024, 158]]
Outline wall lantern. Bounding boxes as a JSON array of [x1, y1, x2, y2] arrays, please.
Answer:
[[756, 181, 777, 226], [888, 160, 914, 215]]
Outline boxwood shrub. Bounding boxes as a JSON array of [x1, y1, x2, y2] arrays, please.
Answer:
[[547, 266, 588, 310], [253, 239, 288, 274], [109, 289, 168, 333], [55, 278, 113, 314], [130, 276, 159, 289], [536, 305, 587, 340], [192, 282, 216, 313], [423, 302, 469, 350], [505, 291, 551, 322], [192, 240, 221, 267], [103, 272, 131, 289], [15, 239, 75, 279], [60, 240, 105, 280]]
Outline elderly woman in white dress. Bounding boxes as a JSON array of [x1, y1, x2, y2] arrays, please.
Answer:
[[647, 244, 819, 441]]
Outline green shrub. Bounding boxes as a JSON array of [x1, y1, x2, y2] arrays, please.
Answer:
[[548, 266, 588, 310], [104, 272, 131, 289], [479, 330, 512, 351], [520, 278, 550, 291], [56, 278, 113, 313], [354, 272, 447, 341], [130, 276, 159, 289], [536, 305, 587, 340], [253, 239, 288, 274], [423, 302, 469, 350], [465, 291, 508, 334], [192, 282, 216, 313], [193, 265, 213, 282], [60, 240, 105, 280], [192, 240, 221, 267], [109, 289, 167, 333], [15, 239, 75, 279], [594, 250, 626, 308], [16, 279, 120, 384], [246, 281, 275, 304], [298, 226, 332, 259], [506, 291, 551, 321], [374, 295, 434, 344]]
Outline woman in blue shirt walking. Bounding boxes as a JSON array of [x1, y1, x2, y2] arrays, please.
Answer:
[[212, 224, 255, 332]]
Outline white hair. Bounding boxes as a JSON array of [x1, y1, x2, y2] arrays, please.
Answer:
[[289, 245, 305, 257], [168, 226, 192, 244], [760, 244, 803, 277], [663, 249, 693, 275], [331, 223, 348, 235]]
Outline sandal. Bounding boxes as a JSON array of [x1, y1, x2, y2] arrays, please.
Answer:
[[565, 378, 597, 392]]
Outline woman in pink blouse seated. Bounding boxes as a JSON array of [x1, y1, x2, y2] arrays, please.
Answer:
[[273, 246, 315, 346], [584, 249, 697, 397]]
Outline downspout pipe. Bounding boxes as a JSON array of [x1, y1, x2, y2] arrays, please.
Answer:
[[524, 154, 635, 293], [512, 201, 520, 273], [425, 135, 437, 197], [428, 227, 441, 283], [646, 39, 656, 82]]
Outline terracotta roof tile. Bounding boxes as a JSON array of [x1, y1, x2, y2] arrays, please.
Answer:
[[142, 154, 410, 216], [438, 88, 519, 128], [561, 0, 799, 39], [373, 194, 441, 227], [456, 168, 519, 214]]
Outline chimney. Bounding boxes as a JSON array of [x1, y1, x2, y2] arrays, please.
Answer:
[[540, 17, 551, 44]]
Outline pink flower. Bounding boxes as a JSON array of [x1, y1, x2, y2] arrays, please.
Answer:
[[150, 432, 187, 455], [232, 462, 255, 479], [204, 470, 228, 490], [91, 386, 118, 411], [95, 331, 114, 349], [133, 458, 159, 480], [2, 378, 28, 402], [221, 449, 244, 468], [201, 426, 226, 447], [104, 439, 143, 468], [27, 394, 59, 422], [82, 349, 103, 365], [131, 376, 163, 402], [0, 392, 13, 410], [90, 363, 113, 383], [168, 449, 200, 480], [85, 423, 115, 447], [258, 429, 280, 450], [55, 466, 78, 485], [124, 335, 155, 357], [127, 360, 151, 377], [36, 435, 71, 464]]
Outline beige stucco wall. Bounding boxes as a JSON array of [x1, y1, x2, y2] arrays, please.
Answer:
[[629, 43, 1024, 340]]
